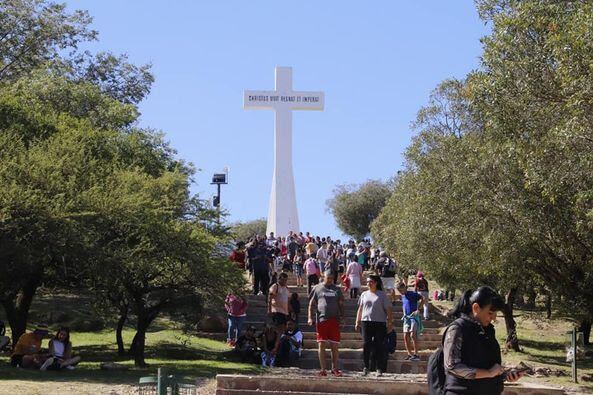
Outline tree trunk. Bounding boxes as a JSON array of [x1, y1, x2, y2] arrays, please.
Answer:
[[1, 275, 41, 345], [503, 288, 521, 352], [579, 319, 591, 346], [525, 290, 536, 309], [116, 305, 128, 356], [545, 291, 552, 319], [129, 309, 156, 367]]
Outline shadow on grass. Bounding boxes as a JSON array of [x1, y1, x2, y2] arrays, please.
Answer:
[[519, 339, 593, 370], [0, 341, 261, 386]]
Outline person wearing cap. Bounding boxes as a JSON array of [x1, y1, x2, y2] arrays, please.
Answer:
[[10, 324, 51, 368], [308, 268, 344, 377], [414, 271, 430, 320]]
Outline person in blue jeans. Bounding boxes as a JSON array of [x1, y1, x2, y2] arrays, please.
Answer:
[[397, 282, 424, 361], [225, 294, 248, 347]]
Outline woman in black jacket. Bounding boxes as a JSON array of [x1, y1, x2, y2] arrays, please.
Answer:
[[443, 287, 524, 395]]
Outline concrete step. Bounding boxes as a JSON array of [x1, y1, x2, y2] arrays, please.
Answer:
[[301, 331, 442, 342], [215, 374, 566, 395], [299, 349, 431, 361], [246, 311, 434, 321], [243, 321, 443, 331], [295, 358, 428, 373], [300, 339, 439, 350]]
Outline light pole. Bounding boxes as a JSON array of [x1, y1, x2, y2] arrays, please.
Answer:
[[211, 168, 228, 224]]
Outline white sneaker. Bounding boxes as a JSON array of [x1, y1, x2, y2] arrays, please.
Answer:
[[40, 357, 54, 371], [65, 365, 75, 370], [60, 356, 81, 368]]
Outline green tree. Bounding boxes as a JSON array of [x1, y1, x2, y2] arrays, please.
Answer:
[[231, 218, 267, 241], [327, 180, 392, 240]]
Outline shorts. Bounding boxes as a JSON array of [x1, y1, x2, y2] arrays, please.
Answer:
[[381, 277, 395, 290], [294, 264, 304, 276], [271, 312, 288, 326], [403, 317, 418, 334], [316, 317, 340, 344]]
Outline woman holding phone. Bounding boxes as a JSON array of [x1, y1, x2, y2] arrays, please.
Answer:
[[443, 287, 524, 395]]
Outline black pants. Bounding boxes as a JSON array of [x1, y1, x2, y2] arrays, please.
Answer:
[[361, 321, 387, 371], [350, 287, 359, 299], [253, 271, 269, 295], [307, 274, 318, 295]]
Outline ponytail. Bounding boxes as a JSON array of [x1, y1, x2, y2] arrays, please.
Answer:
[[448, 286, 505, 318]]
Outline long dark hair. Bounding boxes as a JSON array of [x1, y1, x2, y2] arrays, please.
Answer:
[[368, 274, 383, 291], [55, 326, 71, 345], [448, 287, 505, 318]]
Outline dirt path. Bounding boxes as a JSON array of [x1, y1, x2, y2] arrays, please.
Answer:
[[0, 378, 217, 395]]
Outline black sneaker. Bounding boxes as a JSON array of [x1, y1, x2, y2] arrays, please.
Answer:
[[404, 355, 412, 361], [362, 368, 369, 376]]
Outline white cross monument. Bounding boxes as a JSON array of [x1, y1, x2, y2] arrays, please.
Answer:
[[244, 66, 324, 236]]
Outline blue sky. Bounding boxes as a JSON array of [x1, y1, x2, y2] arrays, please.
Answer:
[[73, 1, 488, 239]]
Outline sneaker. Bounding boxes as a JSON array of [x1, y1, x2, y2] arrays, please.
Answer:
[[403, 355, 412, 361], [362, 368, 369, 376], [40, 357, 54, 371], [331, 369, 343, 377], [377, 370, 383, 377], [410, 355, 420, 361], [60, 356, 81, 368], [65, 365, 75, 370], [317, 369, 327, 377]]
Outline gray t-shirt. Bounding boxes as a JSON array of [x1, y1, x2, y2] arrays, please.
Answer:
[[358, 290, 391, 323], [310, 283, 343, 322]]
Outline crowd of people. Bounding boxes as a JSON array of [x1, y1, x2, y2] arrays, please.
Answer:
[[226, 231, 430, 374], [0, 323, 81, 371], [226, 231, 526, 394]]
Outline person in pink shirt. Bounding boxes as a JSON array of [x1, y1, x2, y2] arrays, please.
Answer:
[[345, 254, 363, 299], [304, 253, 320, 295], [225, 294, 248, 347]]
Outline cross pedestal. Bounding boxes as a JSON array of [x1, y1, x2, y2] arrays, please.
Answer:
[[244, 67, 324, 236]]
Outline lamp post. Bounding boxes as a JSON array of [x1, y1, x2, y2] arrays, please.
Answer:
[[211, 168, 228, 224]]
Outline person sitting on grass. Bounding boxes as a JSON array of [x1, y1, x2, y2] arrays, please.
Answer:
[[234, 325, 259, 363], [40, 326, 81, 371], [0, 320, 10, 351], [10, 324, 51, 368]]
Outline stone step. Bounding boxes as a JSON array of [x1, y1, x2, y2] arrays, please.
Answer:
[[246, 311, 435, 321], [216, 374, 566, 395], [243, 321, 443, 331], [295, 358, 428, 373], [299, 349, 431, 361], [301, 331, 442, 342], [300, 339, 439, 350]]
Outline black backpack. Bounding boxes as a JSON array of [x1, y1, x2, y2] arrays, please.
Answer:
[[427, 321, 460, 395]]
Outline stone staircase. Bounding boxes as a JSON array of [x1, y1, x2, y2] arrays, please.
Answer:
[[243, 272, 443, 375], [216, 272, 566, 394]]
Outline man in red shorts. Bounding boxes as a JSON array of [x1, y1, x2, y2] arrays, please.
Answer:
[[308, 268, 344, 376]]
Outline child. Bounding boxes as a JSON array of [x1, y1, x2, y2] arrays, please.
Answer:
[[288, 293, 301, 325]]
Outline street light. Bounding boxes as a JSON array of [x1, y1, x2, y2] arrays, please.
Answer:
[[211, 168, 229, 222]]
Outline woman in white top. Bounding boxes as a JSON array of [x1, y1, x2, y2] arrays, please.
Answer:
[[355, 275, 393, 376], [40, 327, 81, 371], [345, 254, 363, 299]]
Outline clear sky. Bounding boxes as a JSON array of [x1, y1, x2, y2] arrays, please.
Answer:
[[72, 0, 489, 239]]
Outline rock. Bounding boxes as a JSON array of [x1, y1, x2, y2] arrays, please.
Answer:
[[198, 315, 226, 332]]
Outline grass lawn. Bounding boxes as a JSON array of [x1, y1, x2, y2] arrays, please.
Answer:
[[0, 327, 262, 394], [433, 299, 593, 393]]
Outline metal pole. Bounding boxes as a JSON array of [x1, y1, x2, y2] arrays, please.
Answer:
[[572, 327, 578, 383], [157, 367, 165, 395], [217, 183, 221, 224]]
